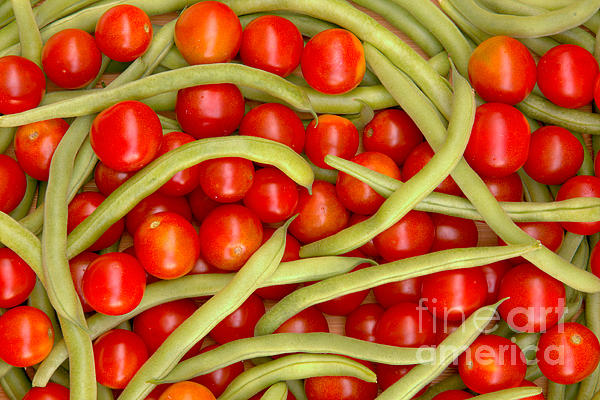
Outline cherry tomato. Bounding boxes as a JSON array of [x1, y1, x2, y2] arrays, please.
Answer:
[[198, 204, 263, 271], [289, 180, 350, 244], [376, 364, 427, 394], [239, 103, 305, 153], [373, 210, 434, 262], [305, 359, 377, 400], [305, 115, 359, 170], [209, 294, 265, 344], [240, 15, 303, 77], [523, 126, 584, 185], [336, 151, 401, 215], [95, 5, 153, 62], [187, 185, 219, 224], [468, 36, 536, 105], [555, 175, 600, 235], [375, 302, 436, 347], [67, 191, 125, 251], [93, 329, 149, 389], [537, 44, 600, 108], [158, 381, 216, 400], [274, 307, 329, 334], [94, 162, 136, 196], [431, 390, 473, 400], [348, 214, 379, 258], [464, 103, 530, 178], [315, 263, 371, 316], [301, 29, 365, 94], [174, 1, 241, 65], [430, 213, 478, 252], [41, 29, 102, 89], [198, 157, 254, 203], [68, 251, 99, 313], [537, 322, 600, 384], [402, 142, 462, 196], [156, 132, 200, 196], [23, 383, 70, 400], [373, 277, 422, 308], [191, 344, 244, 397], [144, 385, 169, 400], [362, 109, 423, 165], [344, 303, 384, 342], [0, 55, 45, 114], [499, 221, 564, 254], [421, 268, 488, 321], [90, 100, 162, 172], [458, 334, 527, 394], [482, 173, 524, 202], [243, 167, 299, 224], [82, 252, 146, 315], [176, 84, 245, 139], [14, 118, 69, 181], [478, 260, 512, 305], [0, 248, 36, 308], [0, 306, 54, 367], [125, 192, 192, 235], [0, 154, 26, 214]]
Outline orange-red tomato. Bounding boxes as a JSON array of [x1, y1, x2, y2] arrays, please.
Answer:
[[158, 381, 216, 400]]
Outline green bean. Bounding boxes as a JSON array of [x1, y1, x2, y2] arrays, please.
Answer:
[[518, 169, 553, 203], [34, 255, 369, 386], [563, 235, 588, 305], [256, 243, 536, 336], [10, 0, 42, 65], [239, 11, 339, 37], [285, 380, 307, 400], [573, 132, 595, 176], [0, 211, 42, 277], [158, 114, 180, 131], [157, 333, 434, 384], [566, 383, 580, 400], [470, 387, 543, 400], [0, 362, 11, 380], [217, 354, 376, 400], [0, 127, 16, 154], [97, 383, 114, 400], [66, 137, 312, 259], [526, 363, 543, 381], [377, 300, 505, 400], [518, 0, 600, 31], [579, 249, 600, 400], [364, 43, 600, 294], [98, 239, 120, 255], [548, 381, 567, 400], [118, 219, 291, 400], [261, 382, 288, 400], [85, 54, 111, 90], [28, 279, 62, 342], [450, 0, 600, 38], [0, 366, 31, 400], [514, 332, 540, 363], [8, 174, 36, 220], [559, 233, 585, 266], [47, 366, 70, 388], [414, 375, 466, 400], [428, 51, 450, 77]]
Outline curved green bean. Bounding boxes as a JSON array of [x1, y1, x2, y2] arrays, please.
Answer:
[[470, 387, 543, 400], [0, 366, 31, 400], [28, 279, 62, 343], [217, 354, 376, 400], [415, 375, 466, 400], [240, 11, 339, 36], [428, 51, 450, 76], [8, 174, 36, 220], [518, 169, 553, 203], [0, 362, 11, 380], [10, 0, 43, 65], [0, 211, 42, 277], [0, 128, 16, 154], [261, 382, 288, 400]]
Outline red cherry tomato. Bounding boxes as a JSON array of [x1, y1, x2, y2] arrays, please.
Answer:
[[243, 167, 299, 224], [0, 248, 36, 308], [0, 55, 45, 114], [305, 359, 377, 400], [301, 29, 365, 94], [125, 192, 192, 236], [187, 185, 219, 224], [14, 118, 69, 181], [478, 260, 512, 305], [373, 210, 434, 262], [198, 204, 263, 271], [23, 383, 70, 400], [555, 175, 600, 235], [274, 307, 329, 334], [464, 103, 530, 178], [537, 44, 600, 108], [431, 390, 473, 400], [174, 1, 241, 65], [430, 213, 478, 252], [537, 322, 600, 384], [94, 162, 136, 196], [156, 132, 201, 196], [348, 214, 379, 258], [315, 263, 371, 316], [239, 103, 306, 153], [376, 364, 427, 394], [175, 84, 245, 139], [375, 302, 436, 347], [93, 329, 149, 389], [95, 5, 153, 62], [67, 191, 125, 251], [90, 100, 163, 172], [523, 126, 584, 185], [336, 152, 401, 215], [41, 29, 102, 89], [209, 294, 265, 344], [305, 115, 359, 170], [0, 154, 26, 214], [468, 36, 536, 105], [68, 251, 99, 313], [373, 277, 422, 308], [191, 344, 244, 397], [458, 334, 527, 394], [482, 173, 524, 202], [240, 15, 303, 77], [499, 221, 564, 254], [198, 157, 255, 203], [82, 252, 146, 315], [0, 306, 54, 367], [344, 303, 384, 342], [158, 381, 216, 400], [402, 142, 462, 196], [289, 180, 350, 244]]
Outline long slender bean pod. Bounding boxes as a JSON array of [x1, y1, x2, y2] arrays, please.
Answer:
[[261, 382, 288, 400], [566, 383, 580, 400], [28, 279, 62, 342], [240, 11, 339, 36], [573, 132, 594, 176], [10, 0, 42, 65], [518, 169, 553, 203], [0, 367, 31, 400], [548, 381, 567, 400], [428, 51, 450, 76], [415, 375, 466, 400], [0, 362, 11, 380], [8, 174, 36, 220], [0, 211, 42, 277], [217, 354, 376, 400], [0, 128, 16, 154], [470, 387, 543, 400]]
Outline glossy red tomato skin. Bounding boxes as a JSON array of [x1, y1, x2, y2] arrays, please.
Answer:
[[0, 248, 36, 308], [95, 5, 152, 62], [305, 359, 378, 400], [125, 192, 192, 236], [240, 15, 303, 77], [174, 1, 241, 65], [134, 212, 201, 279], [301, 29, 365, 95], [373, 277, 422, 308], [82, 252, 146, 316], [209, 294, 265, 344], [191, 344, 244, 397], [376, 364, 427, 394], [14, 118, 69, 181], [362, 109, 423, 165], [348, 214, 379, 258], [91, 100, 163, 172], [523, 126, 584, 185], [468, 36, 536, 105], [336, 152, 401, 215], [482, 173, 523, 202], [42, 29, 102, 89], [305, 115, 359, 170], [0, 306, 54, 367], [555, 175, 600, 235], [68, 251, 99, 313], [458, 334, 527, 394], [344, 303, 384, 342], [431, 390, 473, 400], [464, 103, 531, 178], [156, 132, 200, 196], [499, 221, 564, 254], [198, 157, 255, 203], [158, 381, 216, 400], [23, 383, 70, 400], [0, 56, 45, 114], [375, 302, 436, 347], [94, 162, 136, 196], [315, 264, 371, 316], [187, 186, 219, 224], [93, 329, 149, 389], [373, 210, 434, 262], [430, 213, 478, 252], [198, 204, 263, 271], [537, 44, 600, 108], [176, 84, 245, 139], [289, 181, 350, 244], [498, 262, 566, 333], [0, 154, 26, 214], [537, 322, 600, 384], [402, 142, 462, 196], [274, 307, 329, 334], [243, 167, 299, 224], [67, 191, 125, 251], [478, 260, 512, 305], [239, 103, 305, 153], [421, 268, 488, 321]]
